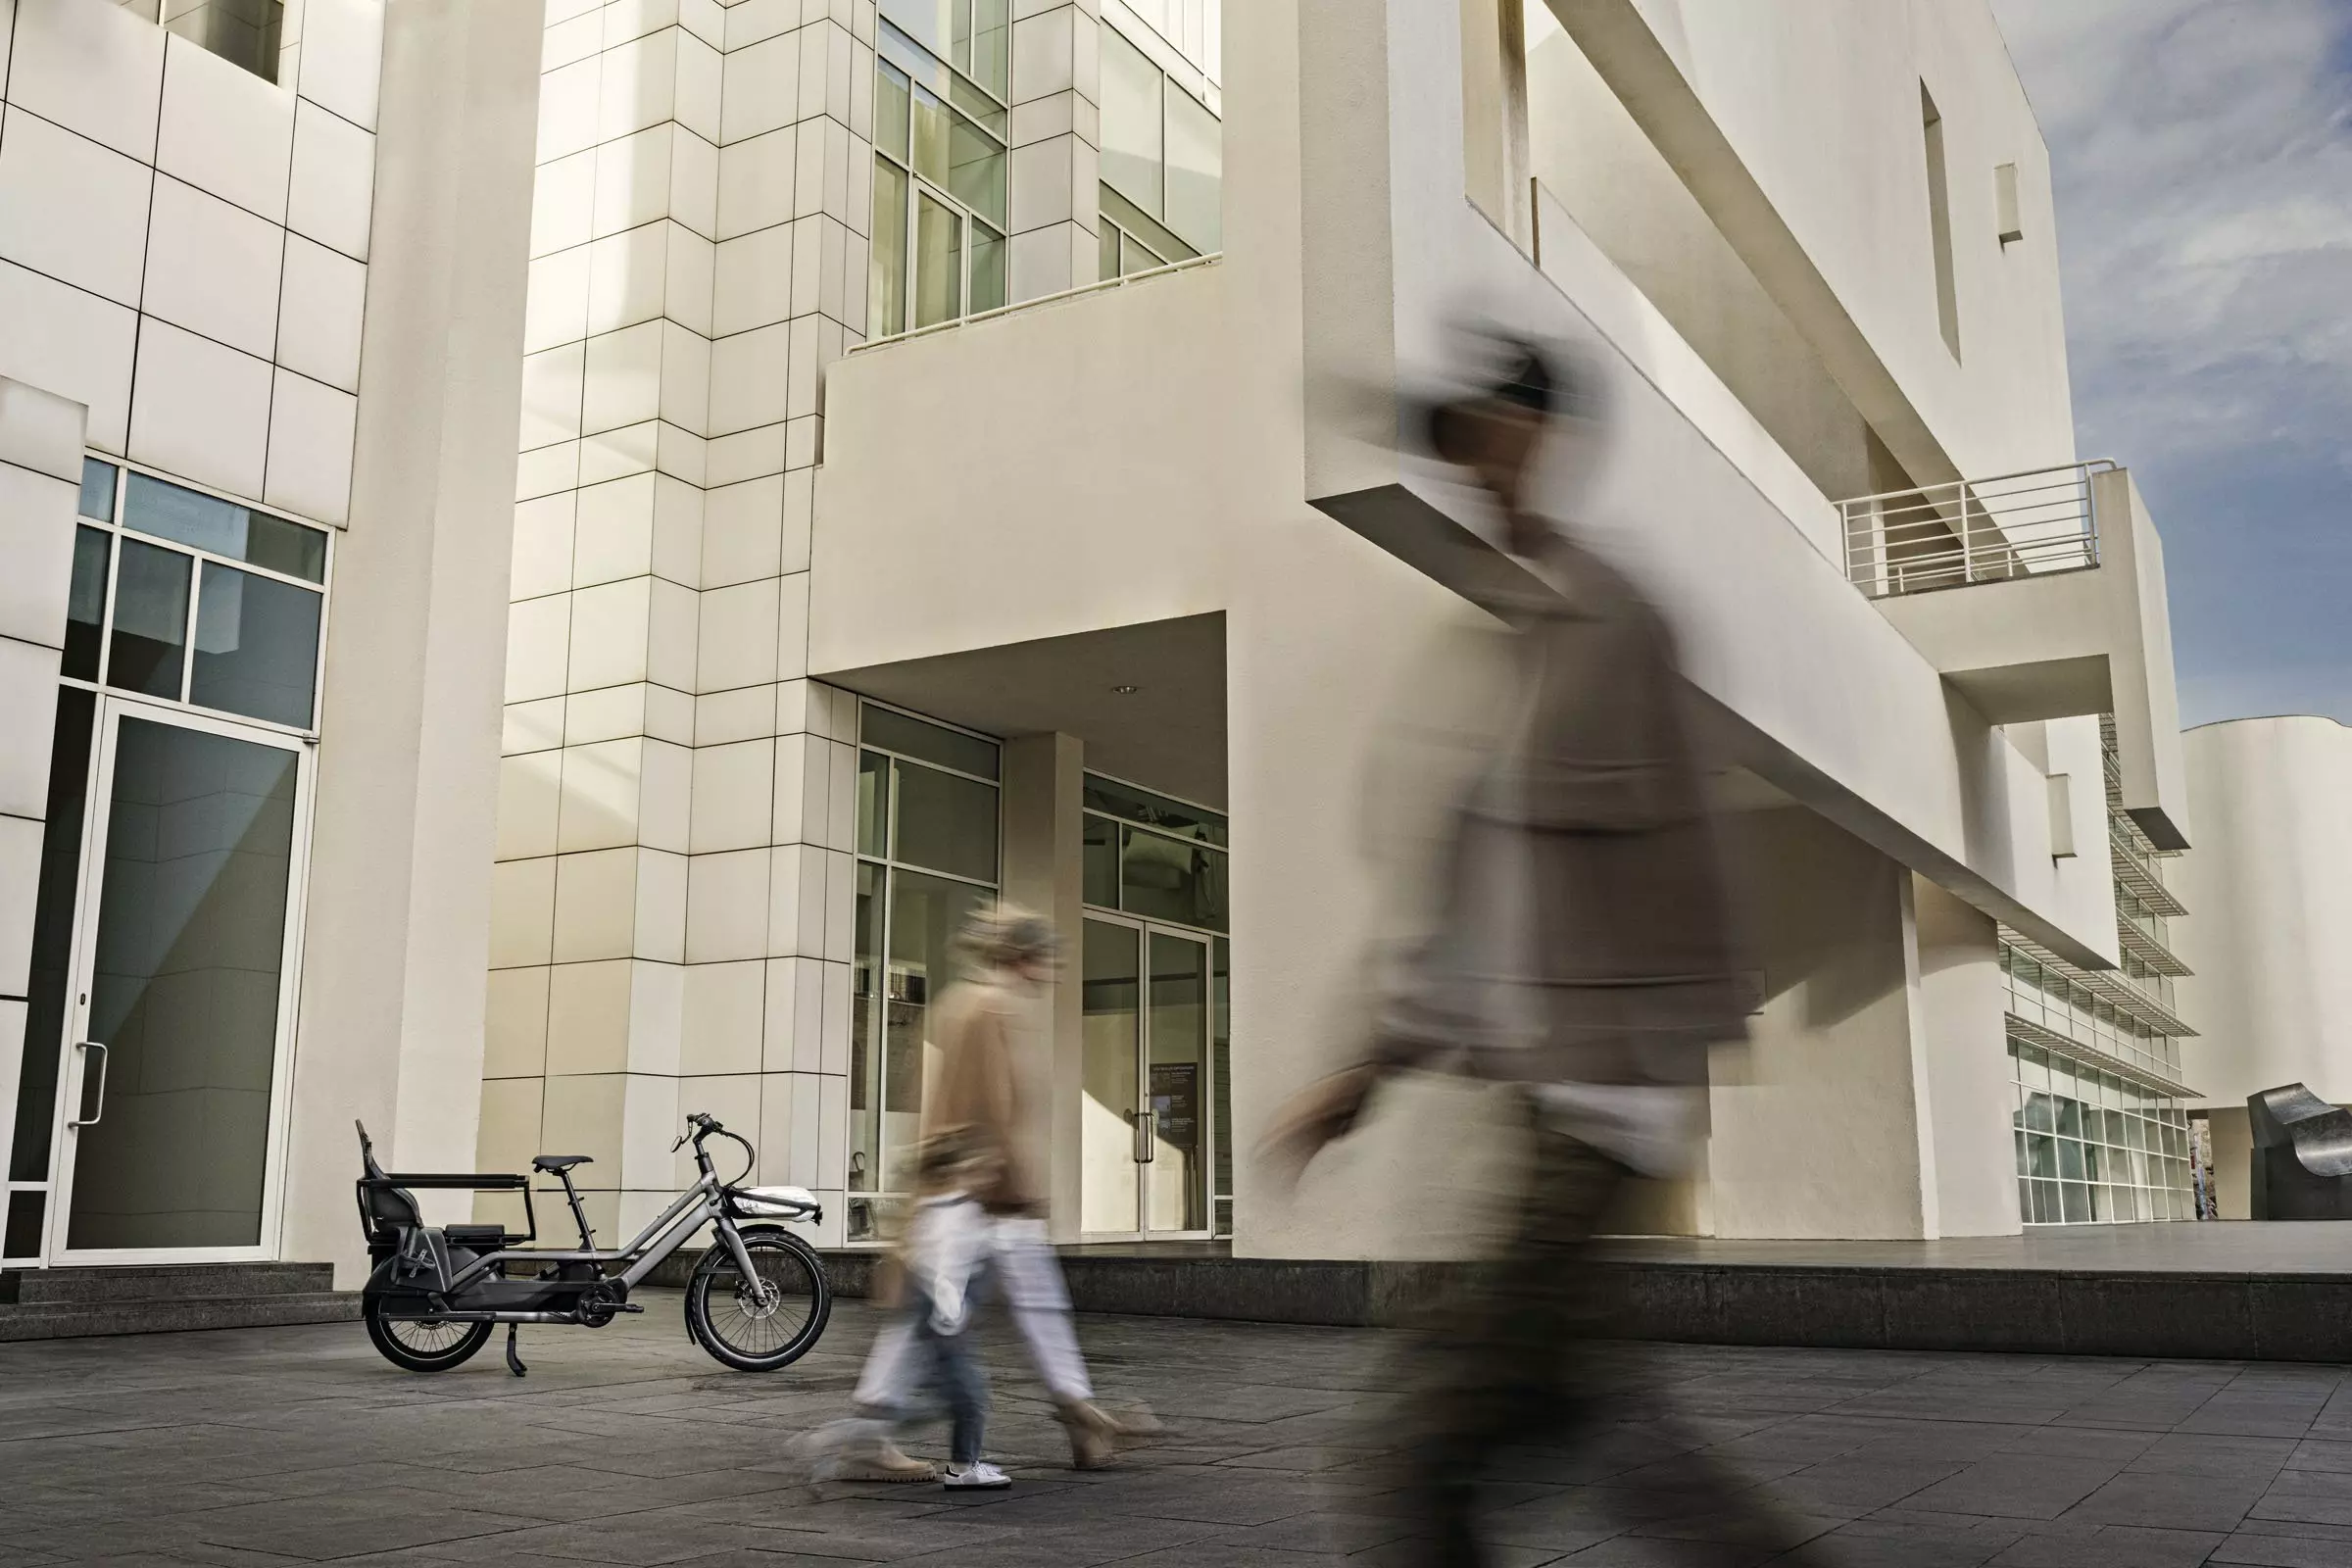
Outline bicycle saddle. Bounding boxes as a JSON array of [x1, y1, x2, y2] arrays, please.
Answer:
[[532, 1153, 593, 1172]]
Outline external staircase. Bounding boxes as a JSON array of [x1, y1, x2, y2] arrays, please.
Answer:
[[0, 1262, 356, 1342]]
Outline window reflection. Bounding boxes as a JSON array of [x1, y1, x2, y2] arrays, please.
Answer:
[[107, 540, 189, 700]]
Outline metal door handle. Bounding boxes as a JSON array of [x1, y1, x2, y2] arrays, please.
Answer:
[[69, 1041, 109, 1128], [1134, 1108, 1155, 1163]]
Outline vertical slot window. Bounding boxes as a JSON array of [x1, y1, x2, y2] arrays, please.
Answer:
[[1922, 84, 1961, 359]]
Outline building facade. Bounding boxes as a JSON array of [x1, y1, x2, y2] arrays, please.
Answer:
[[1, 0, 2209, 1288]]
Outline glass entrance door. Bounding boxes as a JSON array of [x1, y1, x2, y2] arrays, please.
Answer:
[[1080, 917, 1212, 1239], [46, 699, 310, 1262]]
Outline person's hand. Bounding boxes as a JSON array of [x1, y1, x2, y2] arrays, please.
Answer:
[[1256, 1065, 1380, 1191]]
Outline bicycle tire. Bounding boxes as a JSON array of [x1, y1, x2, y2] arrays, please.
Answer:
[[364, 1296, 492, 1372], [685, 1226, 830, 1372]]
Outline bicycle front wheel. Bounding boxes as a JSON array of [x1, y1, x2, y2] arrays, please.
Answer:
[[686, 1226, 830, 1371]]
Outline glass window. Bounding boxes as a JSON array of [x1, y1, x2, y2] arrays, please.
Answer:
[[1164, 83, 1222, 253], [880, 0, 956, 66], [910, 83, 952, 187], [949, 112, 1005, 226], [1101, 24, 1164, 218], [970, 221, 1006, 315], [1101, 220, 1122, 284], [857, 748, 891, 858], [65, 526, 110, 682], [107, 539, 190, 699], [1121, 828, 1228, 933], [893, 760, 998, 883], [122, 471, 326, 582], [913, 190, 962, 328], [1084, 774, 1227, 846], [875, 62, 911, 162], [78, 458, 116, 521], [870, 157, 910, 338], [190, 563, 322, 728], [969, 0, 1009, 99], [863, 705, 1000, 779], [1122, 230, 1165, 276], [850, 860, 885, 1206], [1083, 814, 1120, 907]]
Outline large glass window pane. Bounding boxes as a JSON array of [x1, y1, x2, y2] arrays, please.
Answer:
[[1163, 83, 1221, 253], [79, 458, 117, 521], [910, 83, 952, 186], [862, 705, 1000, 778], [869, 157, 909, 338], [107, 539, 190, 700], [1146, 932, 1207, 1232], [64, 526, 110, 682], [880, 0, 956, 68], [850, 861, 885, 1220], [875, 61, 911, 163], [970, 221, 1006, 315], [69, 718, 299, 1250], [1122, 831, 1227, 932], [882, 869, 989, 1191], [1082, 919, 1141, 1233], [1084, 774, 1228, 846], [949, 113, 1005, 226], [913, 191, 962, 328], [857, 748, 890, 858], [1100, 23, 1164, 218], [969, 0, 1009, 99], [893, 760, 997, 882], [190, 564, 321, 728], [1122, 230, 1165, 276], [122, 472, 326, 582], [1083, 815, 1120, 907]]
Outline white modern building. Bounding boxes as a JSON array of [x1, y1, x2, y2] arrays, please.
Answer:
[[0, 0, 2214, 1290], [2175, 716, 2352, 1218]]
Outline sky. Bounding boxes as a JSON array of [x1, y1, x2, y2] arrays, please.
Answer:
[[1988, 0, 2352, 728]]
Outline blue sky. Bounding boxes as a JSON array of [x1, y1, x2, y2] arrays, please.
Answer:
[[1989, 0, 2352, 727]]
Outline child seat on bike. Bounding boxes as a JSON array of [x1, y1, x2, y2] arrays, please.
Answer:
[[355, 1121, 537, 1291]]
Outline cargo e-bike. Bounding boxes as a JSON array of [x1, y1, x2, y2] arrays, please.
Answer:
[[355, 1112, 829, 1375]]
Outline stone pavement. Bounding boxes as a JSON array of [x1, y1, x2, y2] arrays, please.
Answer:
[[5, 1294, 2352, 1566]]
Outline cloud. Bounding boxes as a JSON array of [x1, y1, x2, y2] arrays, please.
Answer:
[[1990, 0, 2352, 724]]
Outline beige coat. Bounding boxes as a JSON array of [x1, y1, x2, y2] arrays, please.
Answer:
[[913, 969, 1050, 1216]]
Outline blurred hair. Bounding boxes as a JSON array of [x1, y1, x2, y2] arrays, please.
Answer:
[[957, 904, 1059, 969]]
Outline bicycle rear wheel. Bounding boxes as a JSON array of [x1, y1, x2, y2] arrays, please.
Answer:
[[686, 1226, 830, 1371], [365, 1297, 492, 1371]]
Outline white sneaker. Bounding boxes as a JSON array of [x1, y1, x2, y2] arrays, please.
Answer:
[[942, 1460, 1012, 1490]]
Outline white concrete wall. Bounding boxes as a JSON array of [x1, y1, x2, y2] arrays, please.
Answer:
[[2175, 717, 2352, 1109], [1566, 0, 2076, 487]]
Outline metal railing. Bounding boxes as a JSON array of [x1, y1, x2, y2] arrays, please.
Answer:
[[1838, 460, 2113, 599]]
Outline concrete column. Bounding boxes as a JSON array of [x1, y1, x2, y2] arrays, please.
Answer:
[[0, 379, 89, 1250], [1707, 808, 1934, 1241], [284, 0, 540, 1281], [1001, 732, 1086, 1241], [1008, 0, 1102, 300], [1912, 873, 2021, 1237]]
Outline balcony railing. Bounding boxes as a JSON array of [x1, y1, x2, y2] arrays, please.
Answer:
[[1838, 461, 2113, 599]]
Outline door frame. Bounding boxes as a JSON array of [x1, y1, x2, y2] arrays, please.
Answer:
[[41, 694, 318, 1266], [1080, 910, 1217, 1244]]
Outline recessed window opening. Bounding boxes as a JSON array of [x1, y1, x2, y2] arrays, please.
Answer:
[[868, 17, 1012, 336], [1098, 18, 1223, 279], [1921, 83, 1962, 359], [112, 0, 285, 84]]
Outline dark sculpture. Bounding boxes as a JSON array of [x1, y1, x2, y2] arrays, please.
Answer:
[[2248, 1084, 2352, 1220]]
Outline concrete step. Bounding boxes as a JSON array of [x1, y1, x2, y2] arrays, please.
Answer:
[[2, 1261, 337, 1305], [0, 1290, 359, 1343]]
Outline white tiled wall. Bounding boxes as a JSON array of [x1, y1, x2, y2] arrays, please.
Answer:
[[485, 0, 876, 1245], [0, 0, 379, 526]]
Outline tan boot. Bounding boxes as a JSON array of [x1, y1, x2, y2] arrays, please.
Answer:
[[1055, 1400, 1120, 1470], [827, 1434, 940, 1483]]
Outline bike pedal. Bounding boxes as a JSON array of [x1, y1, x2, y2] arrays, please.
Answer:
[[614, 1302, 645, 1312]]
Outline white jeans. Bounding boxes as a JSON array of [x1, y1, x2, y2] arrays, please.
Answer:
[[856, 1215, 1093, 1410]]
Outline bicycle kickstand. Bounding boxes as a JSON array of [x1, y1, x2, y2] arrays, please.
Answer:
[[505, 1323, 527, 1378]]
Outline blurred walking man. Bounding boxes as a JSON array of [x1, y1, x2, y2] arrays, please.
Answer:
[[1265, 341, 1814, 1566]]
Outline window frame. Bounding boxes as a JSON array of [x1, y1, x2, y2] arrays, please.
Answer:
[[869, 28, 1011, 339], [66, 457, 333, 741]]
